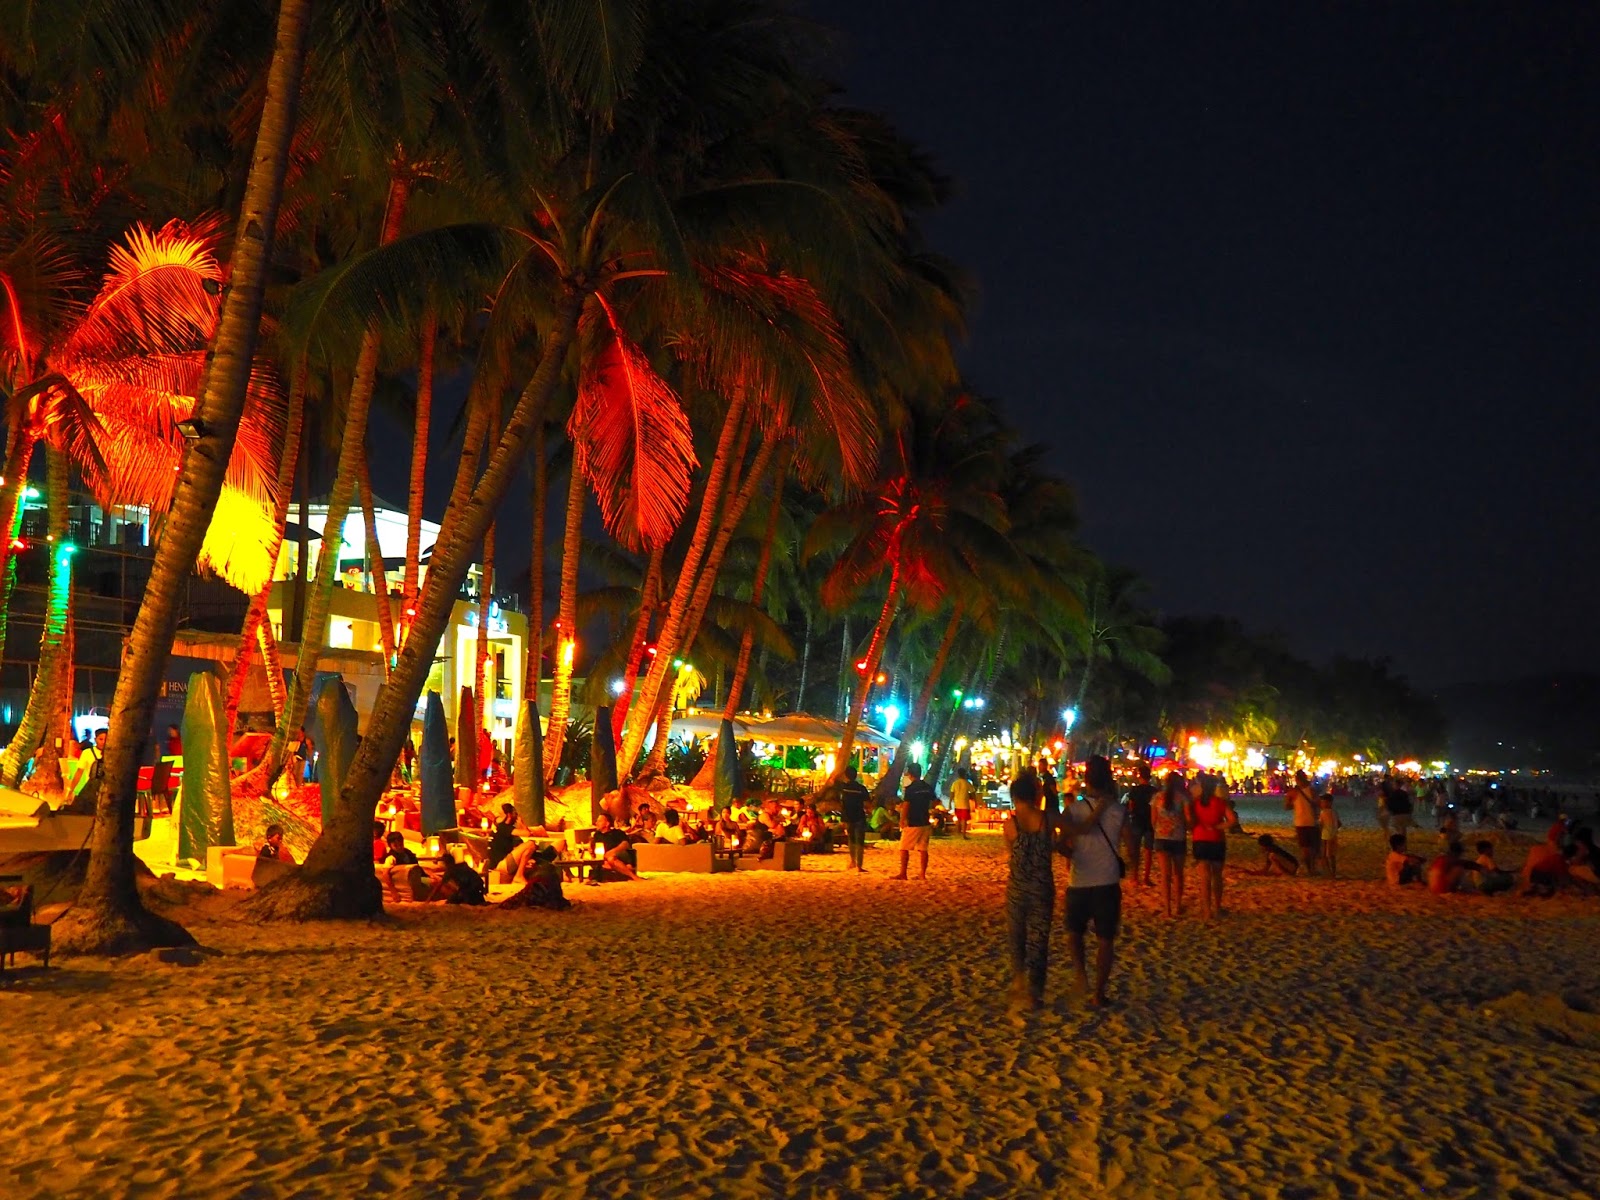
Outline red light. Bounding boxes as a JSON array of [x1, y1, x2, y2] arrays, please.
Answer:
[[855, 660, 869, 673], [645, 645, 657, 657], [9, 538, 24, 551], [404, 606, 417, 618]]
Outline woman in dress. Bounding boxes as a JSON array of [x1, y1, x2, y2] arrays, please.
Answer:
[[1151, 771, 1188, 918], [1188, 773, 1231, 920], [1003, 772, 1057, 1011]]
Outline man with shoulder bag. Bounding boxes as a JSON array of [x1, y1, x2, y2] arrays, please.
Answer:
[[1060, 755, 1127, 1009]]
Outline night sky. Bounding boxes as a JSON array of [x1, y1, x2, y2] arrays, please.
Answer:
[[803, 1, 1600, 688]]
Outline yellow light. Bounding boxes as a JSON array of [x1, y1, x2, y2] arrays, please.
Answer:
[[560, 639, 575, 667], [1319, 759, 1339, 776], [1190, 741, 1217, 770], [1217, 739, 1235, 756]]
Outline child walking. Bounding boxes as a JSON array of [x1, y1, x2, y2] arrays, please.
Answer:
[[1318, 793, 1341, 878]]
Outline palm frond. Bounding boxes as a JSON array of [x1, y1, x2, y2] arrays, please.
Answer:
[[569, 307, 696, 551]]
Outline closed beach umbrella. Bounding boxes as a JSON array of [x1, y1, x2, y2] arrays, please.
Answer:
[[177, 671, 233, 860], [513, 699, 546, 828], [420, 690, 455, 834], [713, 716, 743, 809], [311, 673, 358, 828], [454, 686, 478, 787]]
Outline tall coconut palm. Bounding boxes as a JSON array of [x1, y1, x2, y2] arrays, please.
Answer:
[[52, 0, 314, 955], [805, 395, 1012, 767]]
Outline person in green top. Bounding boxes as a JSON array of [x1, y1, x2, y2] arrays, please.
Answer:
[[868, 799, 900, 840]]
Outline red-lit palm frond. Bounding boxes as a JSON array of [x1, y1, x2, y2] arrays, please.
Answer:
[[0, 233, 81, 389], [667, 261, 876, 489], [37, 220, 283, 591], [569, 299, 697, 552], [56, 219, 223, 367]]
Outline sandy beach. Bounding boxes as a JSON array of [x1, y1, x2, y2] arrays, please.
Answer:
[[4, 806, 1598, 1199]]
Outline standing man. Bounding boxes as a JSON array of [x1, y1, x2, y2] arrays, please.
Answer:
[[1062, 754, 1126, 1008], [895, 762, 936, 880], [1124, 760, 1156, 887], [1285, 769, 1321, 875], [950, 767, 973, 840], [1036, 755, 1060, 818], [837, 765, 871, 873]]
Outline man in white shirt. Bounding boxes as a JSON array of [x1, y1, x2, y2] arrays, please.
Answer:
[[1284, 770, 1321, 874], [1064, 755, 1127, 1009]]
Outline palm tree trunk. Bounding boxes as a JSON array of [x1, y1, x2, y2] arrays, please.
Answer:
[[289, 423, 310, 642], [260, 174, 411, 784], [797, 608, 812, 712], [30, 607, 75, 798], [838, 565, 901, 767], [0, 447, 73, 787], [874, 604, 963, 797], [542, 454, 586, 781], [616, 390, 749, 762], [54, 0, 314, 955], [611, 543, 663, 742], [250, 293, 584, 920], [402, 306, 435, 647], [472, 395, 500, 725], [0, 427, 39, 664], [259, 617, 287, 719], [836, 617, 851, 720], [640, 703, 672, 778], [620, 421, 774, 770], [722, 460, 786, 720], [524, 420, 546, 704], [226, 365, 305, 738], [474, 520, 495, 726], [357, 456, 396, 671], [927, 655, 983, 787]]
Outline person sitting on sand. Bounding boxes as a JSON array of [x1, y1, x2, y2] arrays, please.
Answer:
[[1569, 826, 1599, 894], [1385, 834, 1425, 886], [429, 850, 489, 905], [501, 844, 572, 909], [594, 813, 640, 881], [1474, 841, 1515, 895], [258, 824, 294, 863], [1428, 840, 1478, 895], [1246, 834, 1299, 876], [1521, 823, 1570, 897], [796, 802, 829, 852], [383, 831, 419, 866], [654, 808, 687, 845], [372, 820, 388, 864], [868, 798, 900, 840]]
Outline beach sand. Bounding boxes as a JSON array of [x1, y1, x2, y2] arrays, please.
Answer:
[[3, 807, 1597, 1198]]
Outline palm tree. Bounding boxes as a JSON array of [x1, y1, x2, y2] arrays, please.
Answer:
[[53, 0, 315, 954], [805, 394, 1012, 767], [1069, 561, 1170, 723]]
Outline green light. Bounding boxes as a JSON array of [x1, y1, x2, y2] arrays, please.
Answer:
[[952, 688, 963, 698], [58, 542, 77, 557], [23, 486, 40, 500], [672, 658, 684, 668]]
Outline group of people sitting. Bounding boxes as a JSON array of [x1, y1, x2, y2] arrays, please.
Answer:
[[1384, 816, 1598, 897]]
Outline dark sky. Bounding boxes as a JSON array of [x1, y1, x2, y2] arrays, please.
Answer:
[[804, 0, 1600, 687]]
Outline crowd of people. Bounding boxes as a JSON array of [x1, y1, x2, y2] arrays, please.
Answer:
[[997, 758, 1600, 1013]]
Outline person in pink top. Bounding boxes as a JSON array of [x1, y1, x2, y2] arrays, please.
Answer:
[[1187, 773, 1230, 920]]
